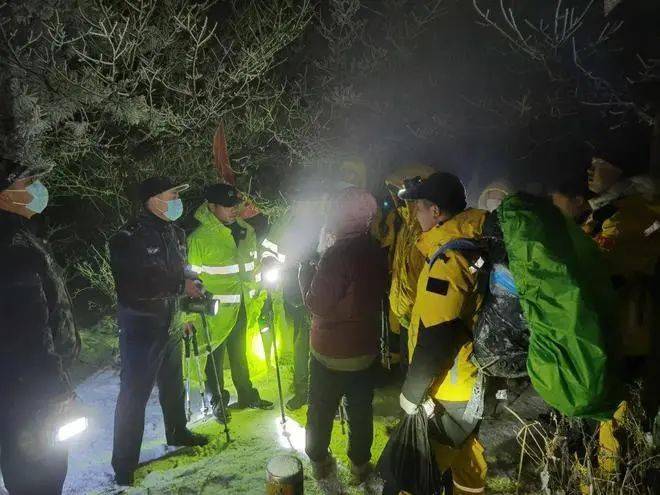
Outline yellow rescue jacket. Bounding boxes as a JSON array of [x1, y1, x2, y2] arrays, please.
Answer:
[[586, 190, 660, 357], [408, 208, 487, 402], [389, 203, 426, 328]]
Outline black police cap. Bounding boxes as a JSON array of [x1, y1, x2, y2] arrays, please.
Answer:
[[398, 172, 467, 213], [138, 176, 189, 204], [205, 183, 242, 207]]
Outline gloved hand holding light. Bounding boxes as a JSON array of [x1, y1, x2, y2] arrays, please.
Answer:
[[180, 291, 219, 316]]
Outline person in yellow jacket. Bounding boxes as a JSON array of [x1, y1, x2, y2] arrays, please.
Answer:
[[397, 172, 488, 495], [383, 166, 435, 369], [584, 152, 660, 474], [185, 184, 273, 420]]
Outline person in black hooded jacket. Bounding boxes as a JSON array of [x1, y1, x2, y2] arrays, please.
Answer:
[[0, 158, 80, 494]]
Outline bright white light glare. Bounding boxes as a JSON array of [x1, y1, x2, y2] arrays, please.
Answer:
[[275, 416, 306, 453], [264, 267, 280, 284], [56, 417, 88, 442]]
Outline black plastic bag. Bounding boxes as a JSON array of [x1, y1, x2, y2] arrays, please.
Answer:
[[472, 212, 529, 378], [377, 411, 443, 495]]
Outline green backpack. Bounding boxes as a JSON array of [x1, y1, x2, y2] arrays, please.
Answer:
[[497, 194, 622, 420]]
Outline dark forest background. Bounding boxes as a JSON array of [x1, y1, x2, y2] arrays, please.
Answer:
[[1, 0, 659, 323]]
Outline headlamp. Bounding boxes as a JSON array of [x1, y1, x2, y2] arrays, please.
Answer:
[[181, 292, 219, 316]]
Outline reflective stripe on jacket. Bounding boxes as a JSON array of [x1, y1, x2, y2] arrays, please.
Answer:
[[185, 203, 260, 349]]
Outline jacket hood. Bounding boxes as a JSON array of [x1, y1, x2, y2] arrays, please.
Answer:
[[477, 180, 514, 211], [416, 208, 487, 257], [589, 175, 657, 211]]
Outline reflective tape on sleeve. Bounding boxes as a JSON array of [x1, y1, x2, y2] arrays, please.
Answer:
[[199, 264, 240, 275], [262, 251, 286, 264], [244, 262, 255, 272], [212, 294, 241, 304], [188, 265, 203, 274], [262, 239, 279, 253]]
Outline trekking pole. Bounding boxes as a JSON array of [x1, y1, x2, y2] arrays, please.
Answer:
[[200, 312, 232, 443], [268, 292, 287, 426], [189, 325, 210, 417], [338, 398, 346, 435], [183, 326, 193, 422], [381, 298, 392, 371]]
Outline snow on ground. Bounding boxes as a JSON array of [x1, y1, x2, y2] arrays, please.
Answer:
[[62, 365, 401, 495], [63, 367, 188, 494]]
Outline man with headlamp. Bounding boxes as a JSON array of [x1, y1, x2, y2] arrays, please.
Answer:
[[110, 177, 208, 487], [0, 158, 80, 494]]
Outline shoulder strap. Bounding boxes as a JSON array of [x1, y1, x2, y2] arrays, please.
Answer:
[[428, 238, 480, 267]]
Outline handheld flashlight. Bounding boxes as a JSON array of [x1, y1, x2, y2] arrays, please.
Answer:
[[180, 291, 219, 316], [263, 266, 281, 287]]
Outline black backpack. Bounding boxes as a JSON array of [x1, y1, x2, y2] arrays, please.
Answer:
[[429, 213, 529, 378]]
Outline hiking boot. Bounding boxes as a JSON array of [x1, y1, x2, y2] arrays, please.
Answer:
[[349, 461, 373, 485], [286, 393, 307, 411], [311, 455, 337, 481], [166, 428, 209, 447], [212, 401, 231, 424], [114, 470, 134, 487]]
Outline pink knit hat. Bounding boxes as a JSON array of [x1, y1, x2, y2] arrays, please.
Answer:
[[327, 187, 378, 238]]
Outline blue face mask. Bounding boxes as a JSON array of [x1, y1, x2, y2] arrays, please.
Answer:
[[10, 180, 50, 214], [159, 198, 183, 221]]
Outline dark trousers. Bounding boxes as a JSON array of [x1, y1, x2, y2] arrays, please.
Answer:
[[0, 404, 68, 494], [205, 304, 257, 405], [288, 303, 311, 396], [112, 311, 187, 474], [306, 356, 376, 466]]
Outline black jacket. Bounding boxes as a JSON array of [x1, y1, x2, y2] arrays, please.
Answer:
[[110, 211, 188, 317], [0, 210, 79, 407]]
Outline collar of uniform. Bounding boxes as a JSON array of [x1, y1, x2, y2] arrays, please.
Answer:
[[194, 201, 241, 235], [416, 208, 487, 258], [0, 208, 33, 241], [139, 209, 172, 231]]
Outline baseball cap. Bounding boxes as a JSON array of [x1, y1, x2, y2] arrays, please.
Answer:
[[0, 157, 30, 192], [205, 183, 242, 207], [138, 177, 189, 203], [398, 172, 467, 213]]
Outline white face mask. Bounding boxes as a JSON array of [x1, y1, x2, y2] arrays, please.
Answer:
[[486, 198, 501, 212]]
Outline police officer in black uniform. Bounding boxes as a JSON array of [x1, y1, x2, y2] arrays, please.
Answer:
[[0, 158, 80, 494], [110, 177, 208, 486]]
